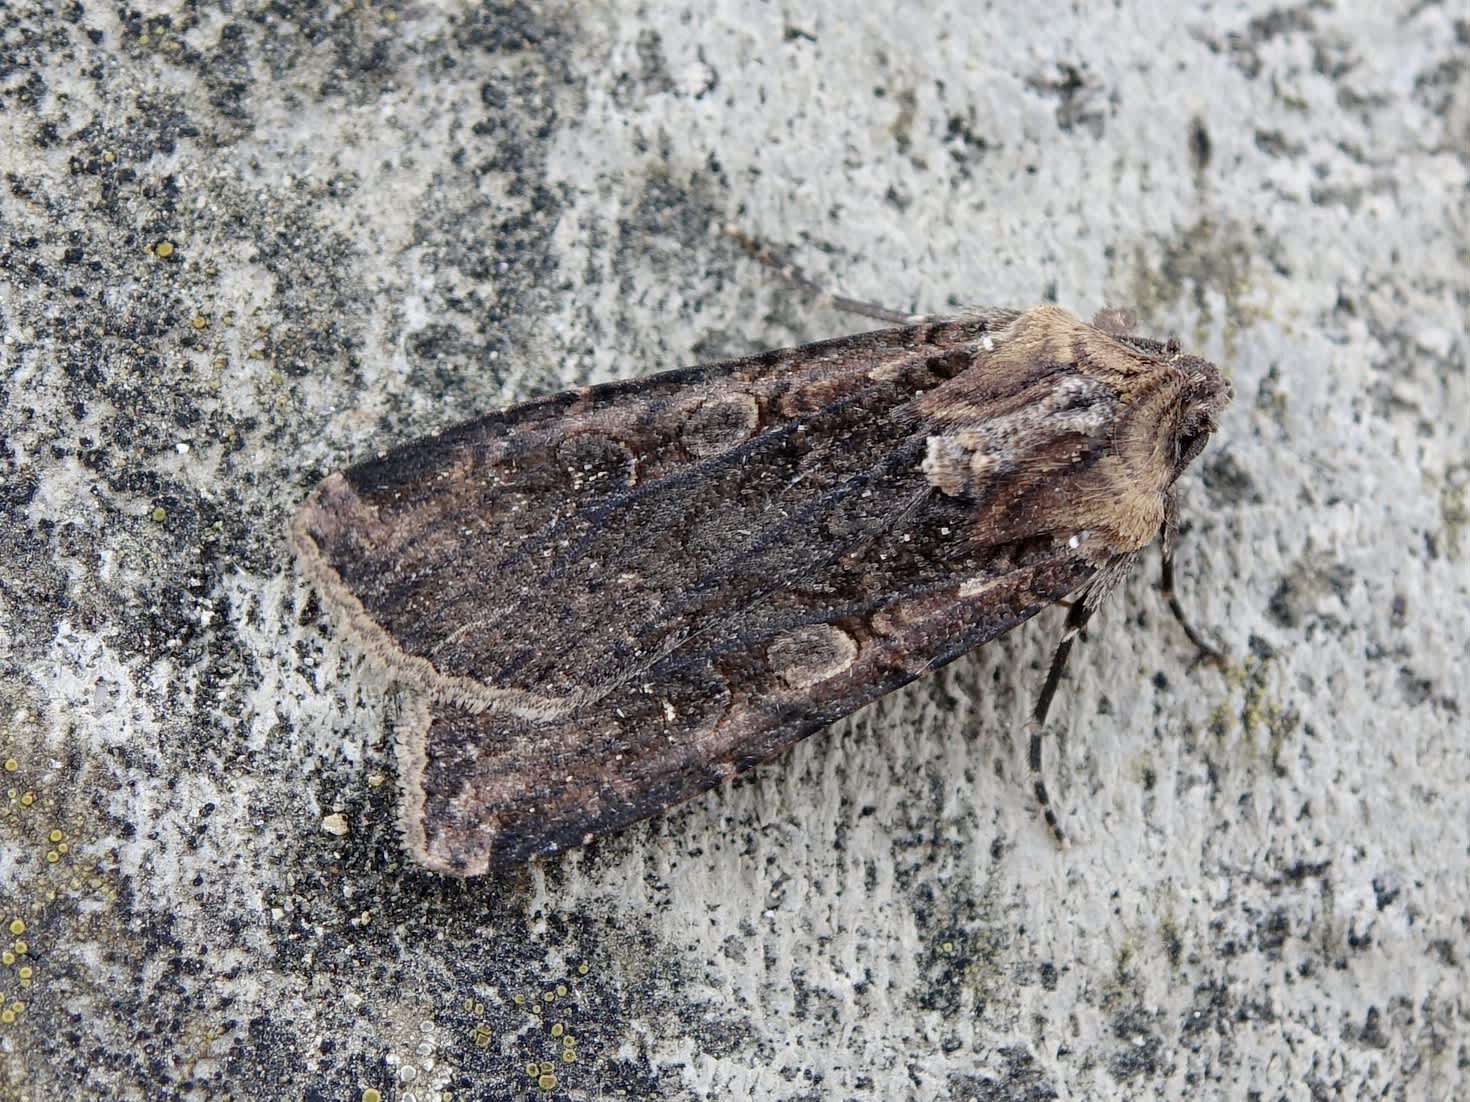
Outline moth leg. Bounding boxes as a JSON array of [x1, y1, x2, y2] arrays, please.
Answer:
[[1161, 494, 1227, 668], [723, 224, 917, 325], [1160, 555, 1226, 668], [1026, 600, 1094, 848]]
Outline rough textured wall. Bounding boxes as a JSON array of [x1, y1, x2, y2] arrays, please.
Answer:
[[1, 2, 1466, 1099]]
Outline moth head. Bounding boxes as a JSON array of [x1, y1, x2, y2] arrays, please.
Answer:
[[1168, 351, 1233, 477]]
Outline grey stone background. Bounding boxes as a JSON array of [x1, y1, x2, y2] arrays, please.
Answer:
[[1, 1, 1466, 1099]]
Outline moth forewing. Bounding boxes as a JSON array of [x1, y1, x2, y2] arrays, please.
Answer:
[[291, 304, 1229, 875]]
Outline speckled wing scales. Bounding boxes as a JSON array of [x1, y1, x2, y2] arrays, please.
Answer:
[[292, 316, 1103, 874], [401, 545, 1092, 873], [292, 306, 1231, 875]]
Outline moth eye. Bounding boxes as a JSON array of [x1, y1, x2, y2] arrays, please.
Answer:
[[1175, 418, 1210, 465]]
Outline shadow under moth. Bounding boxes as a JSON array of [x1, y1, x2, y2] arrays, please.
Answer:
[[291, 300, 1231, 876]]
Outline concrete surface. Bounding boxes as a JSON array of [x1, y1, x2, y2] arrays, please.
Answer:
[[1, 1, 1466, 1099]]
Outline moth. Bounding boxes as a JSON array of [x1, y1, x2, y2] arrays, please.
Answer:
[[291, 300, 1231, 876]]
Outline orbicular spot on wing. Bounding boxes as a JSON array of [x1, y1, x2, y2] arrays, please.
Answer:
[[681, 392, 760, 458], [767, 624, 860, 690]]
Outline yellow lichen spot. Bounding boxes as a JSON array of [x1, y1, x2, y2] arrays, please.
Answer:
[[0, 951, 12, 966], [524, 1062, 539, 1077], [191, 315, 208, 330], [577, 962, 589, 975], [942, 941, 954, 954], [562, 1034, 575, 1048], [57, 843, 67, 854], [7, 920, 23, 937], [539, 1061, 554, 1075], [20, 793, 34, 807], [46, 851, 59, 863], [542, 990, 554, 1003], [471, 1023, 491, 1048], [555, 984, 567, 997], [13, 942, 26, 956], [3, 760, 16, 773], [151, 506, 167, 523], [138, 33, 151, 46], [155, 241, 175, 258], [360, 1090, 381, 1102], [561, 1049, 575, 1064], [102, 150, 116, 163], [550, 1023, 564, 1038], [513, 993, 526, 1006], [47, 830, 62, 844], [0, 1009, 14, 1024], [538, 1073, 557, 1091], [17, 967, 31, 981]]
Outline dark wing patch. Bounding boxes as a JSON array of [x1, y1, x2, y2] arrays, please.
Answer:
[[405, 541, 1095, 875], [292, 316, 1107, 875], [295, 319, 998, 713]]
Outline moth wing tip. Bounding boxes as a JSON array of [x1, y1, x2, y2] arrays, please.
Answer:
[[404, 823, 497, 878]]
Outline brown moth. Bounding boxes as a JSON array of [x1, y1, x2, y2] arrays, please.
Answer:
[[290, 304, 1231, 876]]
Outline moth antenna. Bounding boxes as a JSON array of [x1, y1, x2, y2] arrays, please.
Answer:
[[723, 224, 917, 325], [1027, 600, 1093, 847]]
